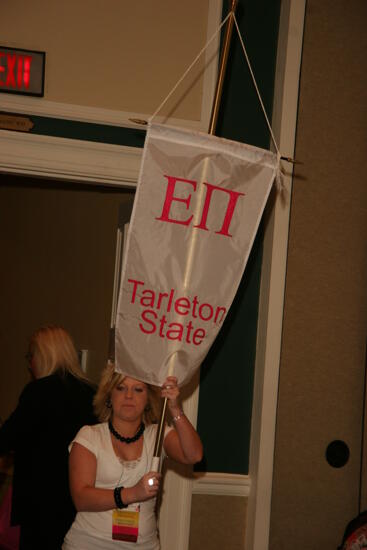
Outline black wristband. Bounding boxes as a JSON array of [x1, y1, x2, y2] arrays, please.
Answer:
[[114, 486, 127, 509]]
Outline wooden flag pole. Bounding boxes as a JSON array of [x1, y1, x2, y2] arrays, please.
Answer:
[[208, 0, 238, 135], [151, 0, 238, 470]]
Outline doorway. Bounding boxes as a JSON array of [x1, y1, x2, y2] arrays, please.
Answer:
[[0, 173, 134, 419]]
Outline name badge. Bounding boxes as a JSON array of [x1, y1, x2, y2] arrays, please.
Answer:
[[112, 504, 140, 542]]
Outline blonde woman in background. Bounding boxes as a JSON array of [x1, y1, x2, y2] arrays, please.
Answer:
[[0, 325, 97, 550], [63, 362, 203, 550]]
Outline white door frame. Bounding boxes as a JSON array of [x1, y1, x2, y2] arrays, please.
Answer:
[[245, 2, 306, 549], [0, 2, 306, 548]]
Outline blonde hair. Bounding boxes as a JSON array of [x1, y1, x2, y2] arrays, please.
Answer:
[[94, 362, 161, 425], [29, 325, 89, 381]]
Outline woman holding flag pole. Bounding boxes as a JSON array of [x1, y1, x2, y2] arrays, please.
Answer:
[[62, 362, 202, 550]]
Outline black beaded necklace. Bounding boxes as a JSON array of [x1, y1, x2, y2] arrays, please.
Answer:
[[108, 420, 145, 444]]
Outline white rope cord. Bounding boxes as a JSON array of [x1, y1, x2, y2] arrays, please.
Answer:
[[233, 14, 280, 157], [147, 9, 286, 184], [148, 13, 231, 123], [233, 14, 286, 188]]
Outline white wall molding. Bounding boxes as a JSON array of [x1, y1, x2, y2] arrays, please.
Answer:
[[245, 2, 307, 550], [0, 129, 141, 186], [0, 95, 207, 131], [193, 473, 250, 498]]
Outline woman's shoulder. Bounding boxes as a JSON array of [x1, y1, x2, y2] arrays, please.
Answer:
[[21, 372, 69, 395], [72, 422, 108, 454], [28, 372, 96, 400], [76, 422, 107, 440], [65, 374, 97, 403], [18, 376, 50, 401]]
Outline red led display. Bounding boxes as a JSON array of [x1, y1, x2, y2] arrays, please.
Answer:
[[0, 46, 45, 96]]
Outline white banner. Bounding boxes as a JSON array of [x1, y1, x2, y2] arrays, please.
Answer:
[[115, 123, 278, 386]]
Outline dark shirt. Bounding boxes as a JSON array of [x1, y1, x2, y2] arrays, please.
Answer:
[[0, 370, 97, 548]]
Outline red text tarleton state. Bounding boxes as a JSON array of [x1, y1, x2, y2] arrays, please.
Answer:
[[127, 278, 227, 345]]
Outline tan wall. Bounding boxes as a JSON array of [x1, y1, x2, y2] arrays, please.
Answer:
[[0, 175, 134, 419], [270, 1, 367, 548], [189, 495, 247, 550], [0, 0, 210, 120]]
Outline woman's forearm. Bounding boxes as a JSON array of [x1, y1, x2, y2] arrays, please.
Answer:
[[161, 377, 204, 464], [72, 485, 137, 512], [169, 411, 203, 464]]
